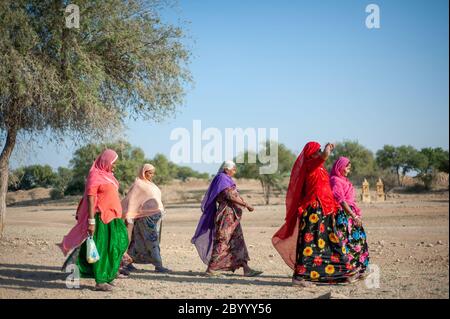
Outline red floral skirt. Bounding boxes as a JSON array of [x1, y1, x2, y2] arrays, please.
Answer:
[[293, 202, 359, 284]]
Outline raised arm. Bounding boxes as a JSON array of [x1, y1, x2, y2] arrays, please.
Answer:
[[320, 143, 335, 161]]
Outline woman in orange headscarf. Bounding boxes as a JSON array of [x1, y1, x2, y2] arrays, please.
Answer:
[[272, 142, 360, 286], [59, 149, 129, 292]]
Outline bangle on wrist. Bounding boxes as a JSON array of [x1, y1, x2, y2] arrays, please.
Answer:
[[88, 218, 96, 225]]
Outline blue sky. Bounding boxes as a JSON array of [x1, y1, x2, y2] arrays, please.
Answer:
[[11, 0, 449, 174]]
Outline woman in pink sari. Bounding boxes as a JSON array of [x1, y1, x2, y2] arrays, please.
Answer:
[[59, 149, 128, 292], [330, 157, 369, 273]]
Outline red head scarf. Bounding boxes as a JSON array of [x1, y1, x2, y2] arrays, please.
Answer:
[[283, 142, 321, 237]]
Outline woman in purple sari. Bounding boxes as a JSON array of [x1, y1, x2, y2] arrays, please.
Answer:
[[192, 161, 263, 277]]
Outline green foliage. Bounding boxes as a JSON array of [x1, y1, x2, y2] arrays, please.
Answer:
[[0, 0, 192, 141], [376, 145, 419, 186], [0, 0, 192, 235], [9, 164, 57, 190], [149, 153, 174, 185], [175, 166, 210, 182], [415, 147, 450, 189], [328, 140, 377, 184], [235, 141, 296, 204]]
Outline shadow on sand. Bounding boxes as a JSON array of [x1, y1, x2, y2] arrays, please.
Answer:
[[0, 263, 293, 291]]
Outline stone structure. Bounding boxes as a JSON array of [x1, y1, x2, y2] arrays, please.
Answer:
[[362, 178, 371, 203], [376, 178, 385, 202]]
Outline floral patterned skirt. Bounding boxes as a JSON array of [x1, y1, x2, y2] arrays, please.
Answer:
[[293, 202, 359, 284], [335, 209, 369, 271], [208, 205, 250, 271]]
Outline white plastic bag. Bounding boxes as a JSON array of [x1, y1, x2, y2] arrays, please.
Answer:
[[86, 235, 100, 264]]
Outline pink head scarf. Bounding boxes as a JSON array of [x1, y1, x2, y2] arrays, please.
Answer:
[[329, 156, 361, 216], [59, 149, 120, 256], [330, 156, 350, 179], [122, 163, 164, 221], [85, 149, 119, 190]]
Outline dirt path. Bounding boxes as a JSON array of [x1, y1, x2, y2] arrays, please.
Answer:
[[0, 192, 448, 299]]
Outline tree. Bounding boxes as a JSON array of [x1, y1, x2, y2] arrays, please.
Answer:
[[8, 164, 57, 190], [150, 153, 174, 185], [236, 141, 296, 205], [50, 166, 73, 199], [22, 164, 57, 189], [328, 140, 377, 184], [415, 148, 450, 190], [175, 166, 209, 182], [0, 0, 191, 236], [376, 145, 419, 187]]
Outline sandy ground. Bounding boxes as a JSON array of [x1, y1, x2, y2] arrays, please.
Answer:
[[0, 181, 448, 299]]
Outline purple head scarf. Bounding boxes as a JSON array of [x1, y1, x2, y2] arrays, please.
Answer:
[[191, 172, 236, 264]]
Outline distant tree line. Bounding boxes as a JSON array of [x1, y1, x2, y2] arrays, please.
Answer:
[[8, 141, 209, 199], [235, 140, 449, 204], [8, 140, 449, 203]]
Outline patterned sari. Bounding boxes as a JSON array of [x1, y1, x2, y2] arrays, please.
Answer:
[[208, 187, 250, 271], [127, 212, 164, 267]]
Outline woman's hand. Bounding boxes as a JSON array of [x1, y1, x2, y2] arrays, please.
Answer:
[[324, 143, 335, 154], [321, 143, 335, 160], [353, 216, 362, 228], [246, 204, 255, 212], [88, 224, 95, 236]]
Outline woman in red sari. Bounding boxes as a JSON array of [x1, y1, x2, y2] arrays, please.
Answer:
[[272, 142, 360, 286]]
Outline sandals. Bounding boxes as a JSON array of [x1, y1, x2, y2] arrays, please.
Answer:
[[126, 264, 138, 272], [94, 283, 113, 292], [117, 268, 130, 279], [205, 270, 221, 277], [155, 266, 172, 273], [346, 272, 363, 284], [244, 269, 263, 277]]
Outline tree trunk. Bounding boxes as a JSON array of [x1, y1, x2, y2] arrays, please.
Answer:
[[396, 167, 402, 187], [0, 128, 17, 238], [265, 184, 271, 205]]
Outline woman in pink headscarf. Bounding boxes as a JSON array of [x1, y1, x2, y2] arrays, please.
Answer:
[[330, 157, 369, 273], [121, 163, 171, 273], [59, 149, 129, 292]]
